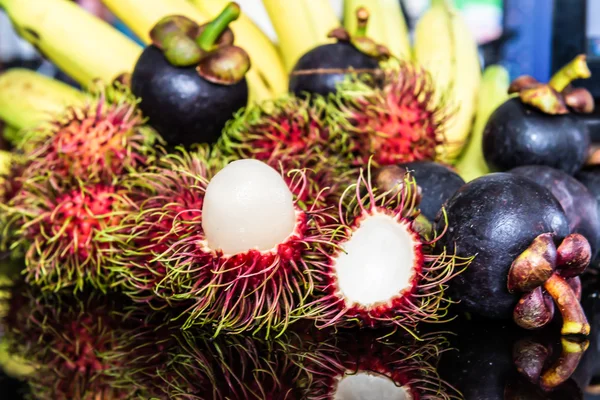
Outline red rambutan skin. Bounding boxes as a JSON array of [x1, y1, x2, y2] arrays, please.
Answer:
[[305, 169, 468, 334], [20, 89, 159, 184], [219, 95, 344, 163], [6, 182, 122, 292], [334, 63, 450, 167]]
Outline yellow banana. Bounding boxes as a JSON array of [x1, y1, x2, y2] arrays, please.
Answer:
[[101, 0, 277, 102], [190, 0, 288, 96], [456, 65, 510, 182], [344, 0, 411, 59], [0, 0, 142, 88], [262, 0, 340, 71], [414, 0, 481, 162], [0, 69, 86, 132]]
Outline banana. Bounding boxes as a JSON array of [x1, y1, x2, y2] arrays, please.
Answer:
[[0, 0, 142, 88], [190, 0, 288, 96], [344, 0, 411, 59], [0, 69, 86, 132], [101, 0, 281, 102], [455, 65, 510, 182], [414, 0, 481, 162], [262, 0, 340, 71]]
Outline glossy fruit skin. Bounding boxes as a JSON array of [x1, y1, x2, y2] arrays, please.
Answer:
[[289, 42, 379, 98], [399, 161, 465, 222], [511, 165, 600, 259], [131, 45, 248, 147], [482, 98, 590, 175], [436, 173, 570, 319]]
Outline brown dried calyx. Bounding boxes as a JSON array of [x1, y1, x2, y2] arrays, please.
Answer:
[[508, 232, 591, 336], [508, 54, 595, 115], [512, 335, 589, 392], [327, 7, 390, 61], [149, 2, 250, 85]]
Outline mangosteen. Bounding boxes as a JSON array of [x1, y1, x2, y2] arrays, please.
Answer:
[[288, 7, 388, 98], [511, 165, 600, 259], [483, 55, 594, 175], [436, 173, 593, 336], [131, 4, 249, 148], [576, 167, 600, 253], [373, 162, 465, 223]]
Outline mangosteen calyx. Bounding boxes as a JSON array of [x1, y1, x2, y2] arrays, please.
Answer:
[[508, 232, 592, 336], [327, 8, 390, 62], [149, 3, 250, 85], [508, 55, 594, 116]]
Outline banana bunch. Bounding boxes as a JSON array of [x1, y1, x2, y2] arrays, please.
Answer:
[[261, 0, 340, 71], [101, 0, 286, 103], [456, 65, 510, 182], [343, 0, 411, 60], [0, 0, 142, 88], [414, 0, 482, 162]]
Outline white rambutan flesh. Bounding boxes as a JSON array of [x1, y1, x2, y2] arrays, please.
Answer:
[[201, 159, 297, 255], [335, 212, 419, 307], [334, 372, 412, 400]]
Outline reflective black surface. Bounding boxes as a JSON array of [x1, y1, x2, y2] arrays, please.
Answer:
[[0, 272, 599, 400]]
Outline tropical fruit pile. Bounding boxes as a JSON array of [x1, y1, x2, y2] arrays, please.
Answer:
[[0, 0, 598, 398]]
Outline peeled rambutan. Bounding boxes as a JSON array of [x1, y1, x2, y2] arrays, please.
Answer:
[[304, 166, 470, 333], [108, 149, 333, 336], [333, 62, 450, 167], [4, 181, 124, 292], [19, 84, 160, 183], [1, 284, 167, 400]]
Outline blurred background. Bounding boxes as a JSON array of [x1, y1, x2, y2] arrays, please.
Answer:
[[1, 0, 599, 94]]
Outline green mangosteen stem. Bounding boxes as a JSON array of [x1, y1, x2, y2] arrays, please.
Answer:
[[196, 2, 241, 52], [540, 337, 589, 391], [543, 273, 590, 336], [549, 54, 591, 93], [354, 7, 369, 37]]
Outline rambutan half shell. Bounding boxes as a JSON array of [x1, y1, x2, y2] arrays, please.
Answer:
[[108, 149, 333, 336], [18, 83, 161, 183], [333, 62, 450, 167], [3, 180, 125, 292], [304, 167, 470, 333]]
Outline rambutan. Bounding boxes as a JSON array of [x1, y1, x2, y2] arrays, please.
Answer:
[[333, 62, 450, 167], [18, 84, 161, 183], [1, 284, 168, 400], [218, 95, 346, 164], [108, 149, 333, 336], [304, 166, 470, 334], [4, 181, 125, 292]]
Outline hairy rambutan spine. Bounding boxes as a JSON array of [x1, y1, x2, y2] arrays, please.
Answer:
[[304, 164, 471, 335], [218, 94, 348, 163], [18, 83, 161, 183], [332, 62, 452, 166], [2, 179, 128, 292]]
